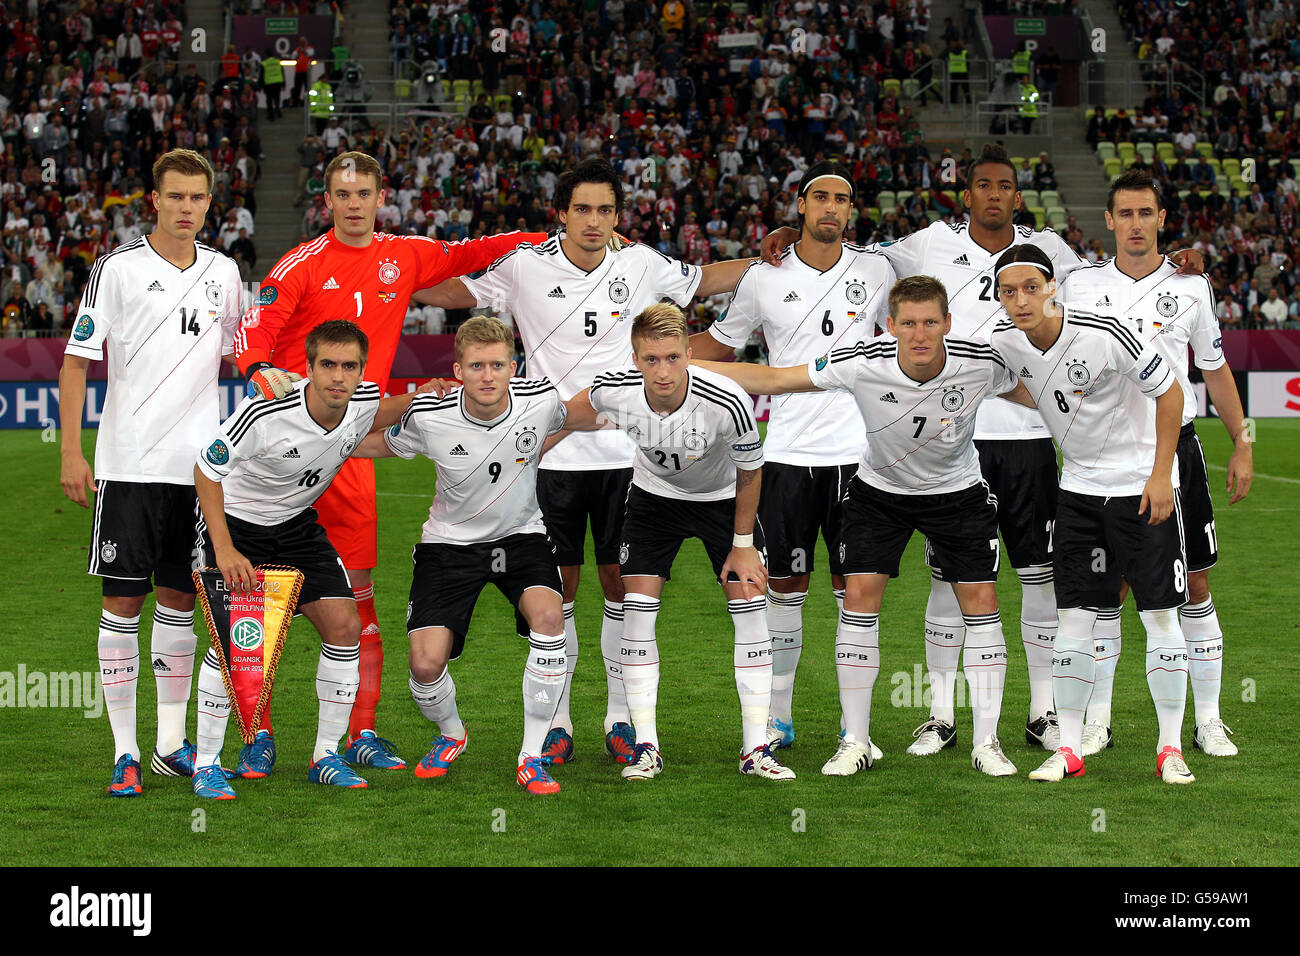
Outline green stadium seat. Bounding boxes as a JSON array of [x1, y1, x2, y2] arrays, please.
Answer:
[[1206, 158, 1221, 174], [1047, 209, 1067, 230], [1136, 143, 1155, 163], [1105, 108, 1118, 120], [1177, 189, 1190, 200], [1222, 158, 1241, 178], [1195, 141, 1213, 158], [1040, 190, 1061, 208], [1010, 156, 1026, 168], [1103, 157, 1122, 177], [883, 77, 901, 98], [1019, 189, 1039, 208], [1096, 142, 1116, 162], [1027, 205, 1046, 227], [1156, 142, 1175, 161], [864, 206, 881, 223], [902, 78, 920, 99], [926, 209, 943, 222], [877, 190, 897, 211]]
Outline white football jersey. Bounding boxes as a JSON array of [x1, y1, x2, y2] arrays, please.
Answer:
[[707, 241, 894, 466], [869, 220, 1084, 439], [384, 378, 566, 544], [65, 236, 244, 483], [990, 307, 1178, 497], [197, 379, 381, 525], [588, 365, 763, 502], [807, 337, 1018, 495], [461, 234, 702, 471], [1058, 257, 1224, 425]]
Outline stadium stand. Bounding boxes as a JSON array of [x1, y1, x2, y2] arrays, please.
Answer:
[[0, 1, 263, 337]]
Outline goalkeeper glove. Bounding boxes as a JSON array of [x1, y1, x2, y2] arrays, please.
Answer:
[[245, 363, 302, 399]]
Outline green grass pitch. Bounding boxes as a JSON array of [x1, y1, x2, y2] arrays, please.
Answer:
[[3, 421, 1298, 866]]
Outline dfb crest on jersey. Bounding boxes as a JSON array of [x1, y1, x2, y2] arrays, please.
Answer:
[[100, 540, 118, 564], [339, 432, 358, 459], [205, 281, 224, 307], [1067, 359, 1091, 387], [378, 258, 401, 285], [609, 278, 630, 304], [1156, 294, 1178, 318], [73, 314, 94, 341], [845, 280, 867, 306], [683, 429, 708, 452], [625, 423, 642, 440], [206, 440, 230, 465], [515, 427, 538, 453], [941, 386, 965, 412]]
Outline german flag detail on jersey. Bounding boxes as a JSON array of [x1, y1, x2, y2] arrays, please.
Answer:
[[193, 566, 304, 744]]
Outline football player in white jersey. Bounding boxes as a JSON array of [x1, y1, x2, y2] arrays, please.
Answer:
[[352, 317, 571, 795], [416, 158, 768, 768], [558, 303, 792, 782], [689, 161, 895, 756], [189, 321, 421, 798], [1058, 170, 1252, 758], [700, 276, 1036, 778], [58, 149, 245, 797], [990, 245, 1196, 785]]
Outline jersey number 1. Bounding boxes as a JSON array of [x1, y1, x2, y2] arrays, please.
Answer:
[[355, 291, 364, 318]]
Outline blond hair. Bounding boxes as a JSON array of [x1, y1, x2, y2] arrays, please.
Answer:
[[630, 302, 689, 347], [888, 275, 949, 319], [152, 149, 214, 194], [454, 315, 516, 360], [323, 151, 384, 192]]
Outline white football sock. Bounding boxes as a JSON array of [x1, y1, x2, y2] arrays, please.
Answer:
[[151, 604, 196, 755], [1018, 566, 1058, 722], [314, 642, 359, 762], [1180, 596, 1223, 725], [1140, 608, 1188, 753], [98, 609, 141, 761], [730, 596, 773, 752], [409, 667, 464, 739], [600, 600, 629, 731], [522, 632, 566, 763], [962, 612, 1008, 745], [621, 594, 662, 749], [549, 602, 576, 733], [1053, 608, 1098, 754], [1086, 607, 1122, 726], [766, 589, 805, 725], [832, 588, 848, 735], [194, 649, 231, 768], [923, 575, 964, 725], [836, 609, 880, 743]]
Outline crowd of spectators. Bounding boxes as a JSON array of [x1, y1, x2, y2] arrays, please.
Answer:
[[0, 1, 264, 337], [1095, 0, 1300, 327]]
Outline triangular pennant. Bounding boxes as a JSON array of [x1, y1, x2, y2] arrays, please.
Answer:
[[193, 566, 304, 744]]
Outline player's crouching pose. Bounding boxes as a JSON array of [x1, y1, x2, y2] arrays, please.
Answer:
[[700, 276, 1036, 778], [560, 303, 790, 781], [989, 245, 1194, 784], [352, 317, 570, 795], [189, 321, 420, 798]]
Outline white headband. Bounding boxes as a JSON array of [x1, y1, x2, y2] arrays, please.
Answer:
[[800, 174, 855, 198], [994, 261, 1053, 281]]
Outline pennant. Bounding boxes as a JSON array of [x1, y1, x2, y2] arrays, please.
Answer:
[[192, 566, 304, 744]]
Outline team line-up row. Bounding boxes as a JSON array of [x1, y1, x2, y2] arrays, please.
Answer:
[[59, 146, 1248, 800]]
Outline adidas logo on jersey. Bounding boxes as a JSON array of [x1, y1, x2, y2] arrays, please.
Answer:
[[783, 291, 801, 302], [952, 254, 970, 265], [147, 280, 164, 292], [1096, 295, 1112, 307], [547, 286, 565, 298], [282, 447, 301, 459], [1019, 367, 1033, 378], [879, 391, 898, 403], [450, 444, 469, 456], [322, 277, 340, 290]]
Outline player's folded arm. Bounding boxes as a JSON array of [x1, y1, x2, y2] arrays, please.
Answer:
[[412, 276, 477, 309]]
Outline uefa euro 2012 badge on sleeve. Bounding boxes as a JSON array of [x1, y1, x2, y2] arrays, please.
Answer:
[[73, 314, 94, 341], [206, 440, 230, 466]]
